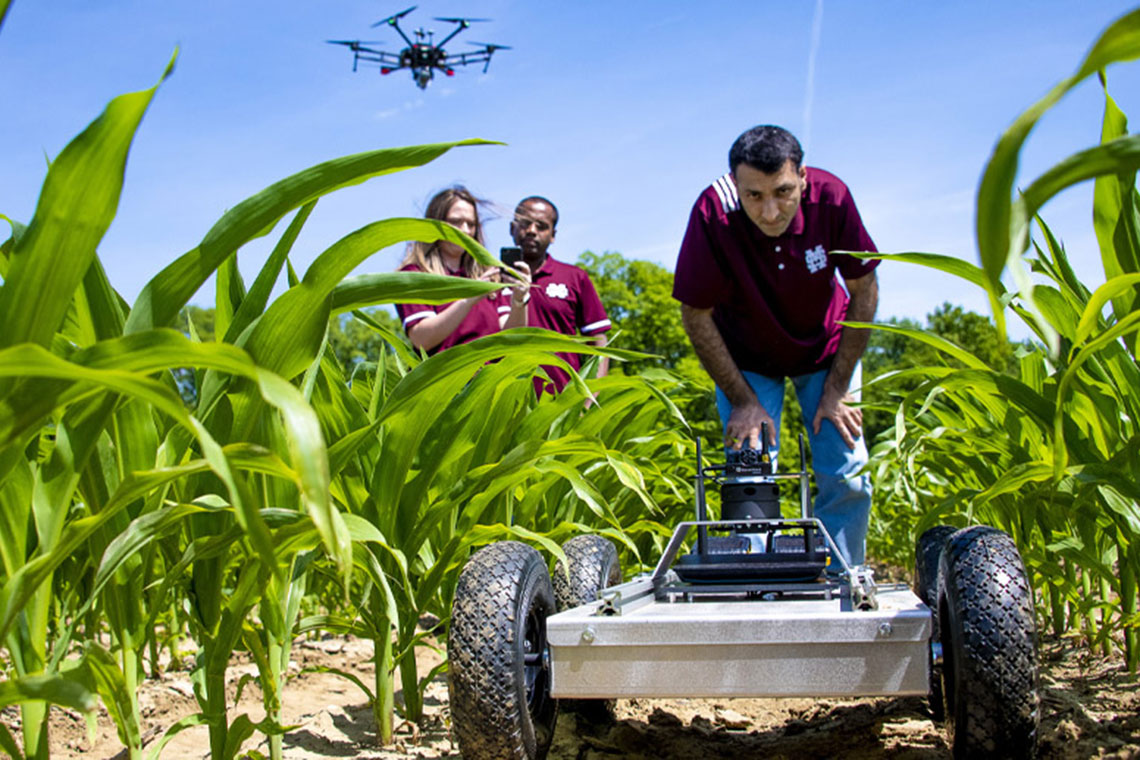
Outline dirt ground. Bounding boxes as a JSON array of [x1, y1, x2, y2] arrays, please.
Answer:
[[2, 624, 1133, 760]]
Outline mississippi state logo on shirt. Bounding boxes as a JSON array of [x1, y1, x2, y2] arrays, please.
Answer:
[[545, 282, 569, 299], [805, 245, 828, 274]]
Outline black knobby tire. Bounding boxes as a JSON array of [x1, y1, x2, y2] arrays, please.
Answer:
[[449, 541, 559, 760], [552, 534, 622, 723], [914, 524, 957, 723], [938, 526, 1038, 759], [552, 534, 622, 610]]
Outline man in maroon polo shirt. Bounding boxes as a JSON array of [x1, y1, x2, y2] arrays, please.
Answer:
[[510, 196, 612, 393], [673, 125, 879, 568]]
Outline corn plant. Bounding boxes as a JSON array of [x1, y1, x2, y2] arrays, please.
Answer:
[[294, 319, 695, 742], [859, 9, 1140, 669], [0, 43, 537, 759]]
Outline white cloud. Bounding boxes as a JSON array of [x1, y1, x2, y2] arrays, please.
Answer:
[[373, 98, 425, 121]]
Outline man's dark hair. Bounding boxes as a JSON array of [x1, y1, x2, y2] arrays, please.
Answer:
[[729, 125, 804, 175], [516, 196, 559, 228]]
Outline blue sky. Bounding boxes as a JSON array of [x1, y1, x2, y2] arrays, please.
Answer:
[[2, 1, 1138, 340]]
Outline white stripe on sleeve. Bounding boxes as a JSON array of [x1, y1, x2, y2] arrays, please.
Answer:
[[713, 173, 739, 213], [711, 177, 730, 213], [402, 311, 433, 328], [580, 319, 611, 335]]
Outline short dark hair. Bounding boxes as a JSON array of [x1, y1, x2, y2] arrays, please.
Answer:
[[516, 196, 559, 228], [729, 125, 803, 175]]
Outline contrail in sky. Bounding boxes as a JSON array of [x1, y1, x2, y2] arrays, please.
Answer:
[[802, 0, 824, 157]]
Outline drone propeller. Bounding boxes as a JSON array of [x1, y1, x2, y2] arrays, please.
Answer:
[[434, 16, 491, 24], [468, 41, 511, 51], [372, 5, 417, 27], [327, 39, 385, 46]]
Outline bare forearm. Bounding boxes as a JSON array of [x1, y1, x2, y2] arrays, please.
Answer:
[[501, 298, 527, 329], [680, 304, 754, 407], [591, 333, 610, 378], [499, 262, 532, 330], [406, 297, 477, 351], [825, 272, 878, 396]]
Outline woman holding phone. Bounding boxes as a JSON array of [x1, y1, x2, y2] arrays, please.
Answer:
[[396, 186, 530, 353]]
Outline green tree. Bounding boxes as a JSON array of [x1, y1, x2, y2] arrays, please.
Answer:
[[578, 250, 689, 373], [863, 302, 1020, 442], [327, 307, 405, 367], [577, 251, 719, 441], [171, 305, 217, 404], [180, 304, 216, 342]]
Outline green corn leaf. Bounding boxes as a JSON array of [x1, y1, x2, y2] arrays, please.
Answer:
[[203, 561, 264, 692], [188, 414, 280, 581], [0, 54, 174, 350], [254, 367, 351, 588], [331, 270, 502, 314], [0, 470, 193, 645], [82, 643, 141, 753], [0, 449, 32, 578], [0, 723, 21, 760], [837, 250, 994, 292], [222, 713, 290, 760], [144, 713, 209, 760], [60, 255, 128, 348], [1021, 135, 1140, 218], [0, 330, 258, 445], [215, 250, 247, 344], [1075, 273, 1140, 344], [296, 615, 376, 640], [223, 201, 316, 344], [0, 672, 96, 712], [977, 8, 1140, 286], [1054, 310, 1140, 474], [297, 666, 376, 703], [373, 331, 642, 525], [1, 329, 341, 584], [86, 505, 206, 617], [350, 308, 419, 369], [533, 460, 613, 523], [125, 140, 500, 334], [0, 343, 192, 450], [975, 9, 1140, 348], [843, 321, 991, 370], [352, 543, 401, 626], [243, 218, 502, 382], [972, 463, 1056, 509], [1095, 73, 1140, 325], [1032, 285, 1079, 341], [1032, 216, 1089, 302]]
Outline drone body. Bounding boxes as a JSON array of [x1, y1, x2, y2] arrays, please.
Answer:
[[328, 6, 510, 90]]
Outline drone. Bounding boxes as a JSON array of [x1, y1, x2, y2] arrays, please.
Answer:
[[328, 6, 510, 90]]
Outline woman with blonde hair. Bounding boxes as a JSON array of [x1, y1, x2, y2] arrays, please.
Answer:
[[396, 186, 530, 353]]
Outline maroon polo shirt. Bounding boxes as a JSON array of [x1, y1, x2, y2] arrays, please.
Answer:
[[520, 255, 611, 392], [673, 167, 879, 378], [395, 263, 511, 354]]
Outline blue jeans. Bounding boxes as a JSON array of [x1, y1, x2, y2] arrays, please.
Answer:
[[715, 366, 872, 567]]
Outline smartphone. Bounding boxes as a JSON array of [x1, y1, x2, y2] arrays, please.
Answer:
[[500, 246, 524, 268]]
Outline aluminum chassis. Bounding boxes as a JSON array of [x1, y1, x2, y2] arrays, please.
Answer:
[[544, 442, 934, 700]]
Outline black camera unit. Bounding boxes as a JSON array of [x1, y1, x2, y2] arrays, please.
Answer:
[[721, 427, 778, 522]]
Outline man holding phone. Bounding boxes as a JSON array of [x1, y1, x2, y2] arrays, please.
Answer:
[[506, 196, 611, 393]]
